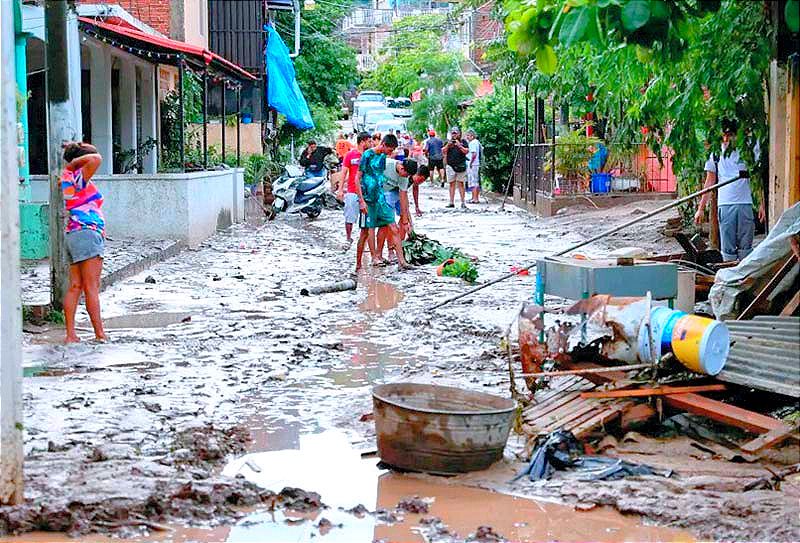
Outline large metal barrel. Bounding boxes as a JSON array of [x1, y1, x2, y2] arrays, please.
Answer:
[[372, 383, 516, 474]]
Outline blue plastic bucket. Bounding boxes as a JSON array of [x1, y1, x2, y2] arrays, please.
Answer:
[[637, 307, 686, 362], [590, 173, 612, 193], [242, 113, 253, 124]]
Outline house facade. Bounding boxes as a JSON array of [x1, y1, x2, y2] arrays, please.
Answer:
[[18, 1, 254, 256]]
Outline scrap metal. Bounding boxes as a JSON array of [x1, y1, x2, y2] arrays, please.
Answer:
[[718, 316, 800, 398]]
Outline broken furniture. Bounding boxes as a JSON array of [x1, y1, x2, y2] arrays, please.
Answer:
[[534, 256, 678, 303], [372, 383, 515, 474]]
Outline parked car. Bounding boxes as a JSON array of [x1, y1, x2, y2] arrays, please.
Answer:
[[387, 97, 412, 119], [352, 90, 386, 123], [364, 109, 396, 133], [373, 119, 407, 135], [356, 90, 385, 103], [353, 102, 386, 132]]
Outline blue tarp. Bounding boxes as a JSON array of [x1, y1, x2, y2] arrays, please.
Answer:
[[265, 25, 314, 130]]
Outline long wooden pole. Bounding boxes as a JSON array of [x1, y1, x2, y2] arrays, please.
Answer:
[[514, 363, 653, 379], [428, 175, 745, 311]]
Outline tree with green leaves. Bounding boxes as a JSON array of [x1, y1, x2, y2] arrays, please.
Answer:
[[361, 14, 476, 135], [273, 2, 359, 147], [462, 86, 516, 192], [497, 0, 797, 202]]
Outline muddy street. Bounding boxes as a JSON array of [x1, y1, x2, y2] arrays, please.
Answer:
[[5, 187, 796, 542]]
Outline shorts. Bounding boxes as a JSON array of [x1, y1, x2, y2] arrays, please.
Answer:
[[384, 189, 401, 217], [446, 165, 467, 183], [343, 192, 359, 224], [429, 158, 444, 170], [467, 164, 480, 189], [65, 228, 105, 264]]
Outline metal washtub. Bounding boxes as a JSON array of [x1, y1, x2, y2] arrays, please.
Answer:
[[372, 383, 516, 474]]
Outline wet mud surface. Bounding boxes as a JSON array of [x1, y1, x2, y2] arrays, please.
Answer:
[[5, 187, 797, 541]]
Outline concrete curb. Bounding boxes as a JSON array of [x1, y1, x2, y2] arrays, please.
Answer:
[[24, 240, 186, 317], [100, 240, 186, 292]]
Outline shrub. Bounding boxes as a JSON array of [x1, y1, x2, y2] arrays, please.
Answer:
[[462, 86, 516, 193]]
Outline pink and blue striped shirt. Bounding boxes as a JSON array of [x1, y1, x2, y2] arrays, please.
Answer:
[[61, 167, 105, 235]]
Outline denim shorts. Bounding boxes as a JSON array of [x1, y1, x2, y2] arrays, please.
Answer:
[[65, 229, 105, 264]]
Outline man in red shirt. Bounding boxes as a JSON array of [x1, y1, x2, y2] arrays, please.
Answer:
[[337, 132, 372, 243]]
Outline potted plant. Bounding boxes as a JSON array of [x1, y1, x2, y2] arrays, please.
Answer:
[[606, 144, 645, 191], [546, 128, 600, 194]]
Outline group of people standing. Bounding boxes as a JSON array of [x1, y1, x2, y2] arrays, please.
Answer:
[[334, 126, 483, 271], [336, 132, 430, 271]]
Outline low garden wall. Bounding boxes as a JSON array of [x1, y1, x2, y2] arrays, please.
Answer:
[[28, 168, 245, 247]]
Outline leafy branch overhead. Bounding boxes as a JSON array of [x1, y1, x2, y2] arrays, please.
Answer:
[[497, 0, 789, 200]]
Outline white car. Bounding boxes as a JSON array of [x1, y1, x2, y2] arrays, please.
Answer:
[[364, 109, 396, 133], [373, 119, 407, 135], [353, 102, 386, 132], [387, 97, 412, 119]]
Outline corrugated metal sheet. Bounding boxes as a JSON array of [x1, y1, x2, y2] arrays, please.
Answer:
[[718, 316, 800, 398]]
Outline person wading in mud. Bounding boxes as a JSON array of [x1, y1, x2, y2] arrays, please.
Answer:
[[338, 132, 371, 244], [442, 127, 469, 209], [376, 157, 419, 261], [354, 134, 412, 271], [61, 142, 107, 343]]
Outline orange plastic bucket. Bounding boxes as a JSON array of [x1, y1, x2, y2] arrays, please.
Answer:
[[436, 259, 455, 276], [670, 315, 730, 375]]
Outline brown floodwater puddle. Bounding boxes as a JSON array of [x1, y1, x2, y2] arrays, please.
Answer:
[[2, 431, 690, 543], [358, 277, 404, 313]]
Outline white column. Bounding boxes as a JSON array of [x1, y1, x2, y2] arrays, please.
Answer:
[[1, 0, 24, 505], [66, 8, 82, 139], [118, 59, 137, 169], [140, 64, 158, 174], [89, 45, 112, 174]]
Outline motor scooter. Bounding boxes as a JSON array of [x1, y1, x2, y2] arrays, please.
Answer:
[[272, 164, 340, 219]]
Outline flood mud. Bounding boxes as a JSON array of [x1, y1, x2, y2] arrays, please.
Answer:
[[7, 186, 796, 542]]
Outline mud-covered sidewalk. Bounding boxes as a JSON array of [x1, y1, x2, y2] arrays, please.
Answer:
[[4, 187, 798, 542]]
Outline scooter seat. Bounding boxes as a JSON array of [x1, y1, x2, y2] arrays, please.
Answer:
[[297, 177, 326, 192]]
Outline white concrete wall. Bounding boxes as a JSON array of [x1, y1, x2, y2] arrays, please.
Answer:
[[28, 168, 245, 246]]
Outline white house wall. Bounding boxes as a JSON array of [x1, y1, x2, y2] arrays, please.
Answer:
[[28, 169, 245, 246]]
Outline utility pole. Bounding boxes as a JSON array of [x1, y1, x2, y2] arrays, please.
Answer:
[[1, 0, 25, 505], [45, 0, 82, 310]]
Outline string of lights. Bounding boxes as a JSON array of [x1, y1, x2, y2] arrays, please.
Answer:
[[80, 24, 243, 90]]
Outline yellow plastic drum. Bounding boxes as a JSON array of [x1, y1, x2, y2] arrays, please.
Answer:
[[670, 315, 730, 375]]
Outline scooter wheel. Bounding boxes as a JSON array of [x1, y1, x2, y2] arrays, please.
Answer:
[[304, 206, 322, 219]]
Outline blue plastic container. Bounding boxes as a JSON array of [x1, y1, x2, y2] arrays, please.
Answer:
[[242, 113, 253, 124], [590, 172, 612, 193]]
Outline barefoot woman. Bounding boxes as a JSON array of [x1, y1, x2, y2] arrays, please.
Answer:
[[61, 142, 107, 343]]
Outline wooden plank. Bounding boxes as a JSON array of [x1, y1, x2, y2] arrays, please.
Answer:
[[559, 361, 630, 385], [581, 384, 726, 399], [740, 425, 798, 454], [570, 403, 632, 439], [738, 256, 797, 320], [781, 289, 800, 316], [523, 392, 583, 420], [664, 393, 787, 434], [539, 400, 602, 431]]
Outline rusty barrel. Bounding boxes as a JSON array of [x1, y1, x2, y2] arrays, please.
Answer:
[[372, 383, 515, 474]]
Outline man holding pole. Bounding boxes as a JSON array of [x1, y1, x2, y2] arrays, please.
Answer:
[[694, 119, 765, 261]]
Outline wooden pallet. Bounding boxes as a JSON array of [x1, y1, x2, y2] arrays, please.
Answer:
[[521, 375, 634, 440]]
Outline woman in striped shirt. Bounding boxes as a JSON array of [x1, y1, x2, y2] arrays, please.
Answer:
[[61, 142, 106, 343]]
